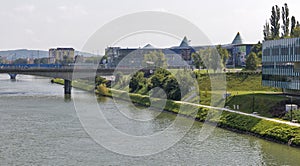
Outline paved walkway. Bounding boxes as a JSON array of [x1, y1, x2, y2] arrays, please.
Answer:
[[175, 100, 300, 127], [111, 89, 300, 127]]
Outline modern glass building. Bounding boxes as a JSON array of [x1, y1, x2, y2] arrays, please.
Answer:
[[222, 32, 253, 67], [262, 37, 300, 92]]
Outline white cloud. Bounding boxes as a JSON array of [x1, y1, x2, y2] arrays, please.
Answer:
[[151, 8, 168, 12], [46, 17, 55, 23], [57, 5, 88, 19], [25, 29, 34, 35], [57, 6, 67, 11], [14, 5, 35, 13]]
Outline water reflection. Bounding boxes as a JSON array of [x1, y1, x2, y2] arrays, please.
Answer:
[[64, 94, 72, 102], [1, 74, 300, 165]]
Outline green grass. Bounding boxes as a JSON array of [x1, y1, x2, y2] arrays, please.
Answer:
[[196, 72, 280, 92], [219, 111, 300, 146], [226, 73, 279, 92], [195, 72, 286, 117], [226, 93, 287, 117], [116, 71, 287, 119]]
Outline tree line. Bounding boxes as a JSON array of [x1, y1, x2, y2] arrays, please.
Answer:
[[264, 3, 300, 40], [192, 45, 229, 72]]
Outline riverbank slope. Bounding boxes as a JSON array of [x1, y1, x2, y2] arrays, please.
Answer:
[[52, 78, 300, 147]]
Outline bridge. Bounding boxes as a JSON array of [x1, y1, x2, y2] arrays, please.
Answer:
[[0, 64, 137, 96]]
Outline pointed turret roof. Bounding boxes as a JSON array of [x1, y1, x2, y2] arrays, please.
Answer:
[[179, 36, 190, 47], [143, 44, 155, 49], [232, 32, 243, 44]]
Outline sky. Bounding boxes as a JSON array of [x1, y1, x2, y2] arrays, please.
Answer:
[[1, 0, 300, 53]]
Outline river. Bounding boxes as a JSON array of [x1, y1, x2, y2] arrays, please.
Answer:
[[0, 74, 300, 165]]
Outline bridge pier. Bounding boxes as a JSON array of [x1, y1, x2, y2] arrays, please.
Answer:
[[8, 73, 17, 80], [64, 79, 72, 95]]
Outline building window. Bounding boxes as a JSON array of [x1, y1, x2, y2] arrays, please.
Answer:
[[272, 46, 280, 56], [281, 47, 289, 55], [263, 48, 270, 56], [295, 46, 300, 55]]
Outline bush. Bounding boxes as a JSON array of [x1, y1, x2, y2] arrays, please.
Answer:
[[97, 84, 109, 96], [283, 110, 300, 122]]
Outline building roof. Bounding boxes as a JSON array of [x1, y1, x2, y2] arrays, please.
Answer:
[[231, 32, 243, 45], [143, 44, 155, 49], [56, 48, 75, 51], [179, 36, 190, 47]]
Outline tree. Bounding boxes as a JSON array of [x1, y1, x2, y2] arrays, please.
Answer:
[[129, 71, 147, 93], [142, 51, 167, 68], [245, 52, 258, 70], [281, 3, 290, 38], [250, 41, 262, 55], [62, 56, 74, 64], [176, 70, 195, 96], [291, 16, 296, 37], [198, 47, 221, 72], [191, 52, 205, 69], [34, 58, 48, 64], [263, 21, 271, 40], [293, 26, 300, 37], [99, 55, 108, 64], [95, 76, 108, 87], [13, 58, 27, 64], [270, 5, 281, 39], [216, 45, 229, 67], [250, 42, 262, 65]]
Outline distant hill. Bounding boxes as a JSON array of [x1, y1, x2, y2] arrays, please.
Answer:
[[0, 49, 97, 60], [76, 51, 97, 57], [0, 49, 48, 59]]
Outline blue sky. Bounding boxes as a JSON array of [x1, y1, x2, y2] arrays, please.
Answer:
[[1, 0, 300, 52]]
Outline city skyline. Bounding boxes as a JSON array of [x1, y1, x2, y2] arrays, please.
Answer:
[[1, 0, 300, 52]]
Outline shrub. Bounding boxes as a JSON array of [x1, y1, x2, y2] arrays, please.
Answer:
[[97, 84, 109, 96]]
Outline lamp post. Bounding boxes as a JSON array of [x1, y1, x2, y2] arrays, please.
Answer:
[[290, 96, 293, 122], [286, 95, 293, 122], [252, 92, 255, 113], [225, 89, 227, 104]]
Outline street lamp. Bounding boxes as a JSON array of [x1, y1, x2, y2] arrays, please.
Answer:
[[290, 96, 293, 122], [252, 92, 255, 113], [286, 95, 293, 122]]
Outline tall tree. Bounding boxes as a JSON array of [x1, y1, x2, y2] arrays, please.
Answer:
[[250, 41, 262, 55], [191, 52, 205, 69], [198, 47, 221, 73], [270, 5, 281, 39], [281, 3, 290, 37], [263, 21, 271, 40], [250, 42, 262, 65], [216, 45, 230, 67], [245, 52, 258, 70], [293, 26, 300, 37], [291, 16, 296, 37]]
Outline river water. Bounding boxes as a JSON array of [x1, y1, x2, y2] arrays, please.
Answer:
[[0, 74, 300, 165]]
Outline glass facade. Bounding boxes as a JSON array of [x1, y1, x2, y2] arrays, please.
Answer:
[[262, 38, 300, 90]]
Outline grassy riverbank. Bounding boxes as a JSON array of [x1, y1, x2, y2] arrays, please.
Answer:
[[100, 87, 300, 147], [51, 77, 300, 147], [196, 72, 290, 119]]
